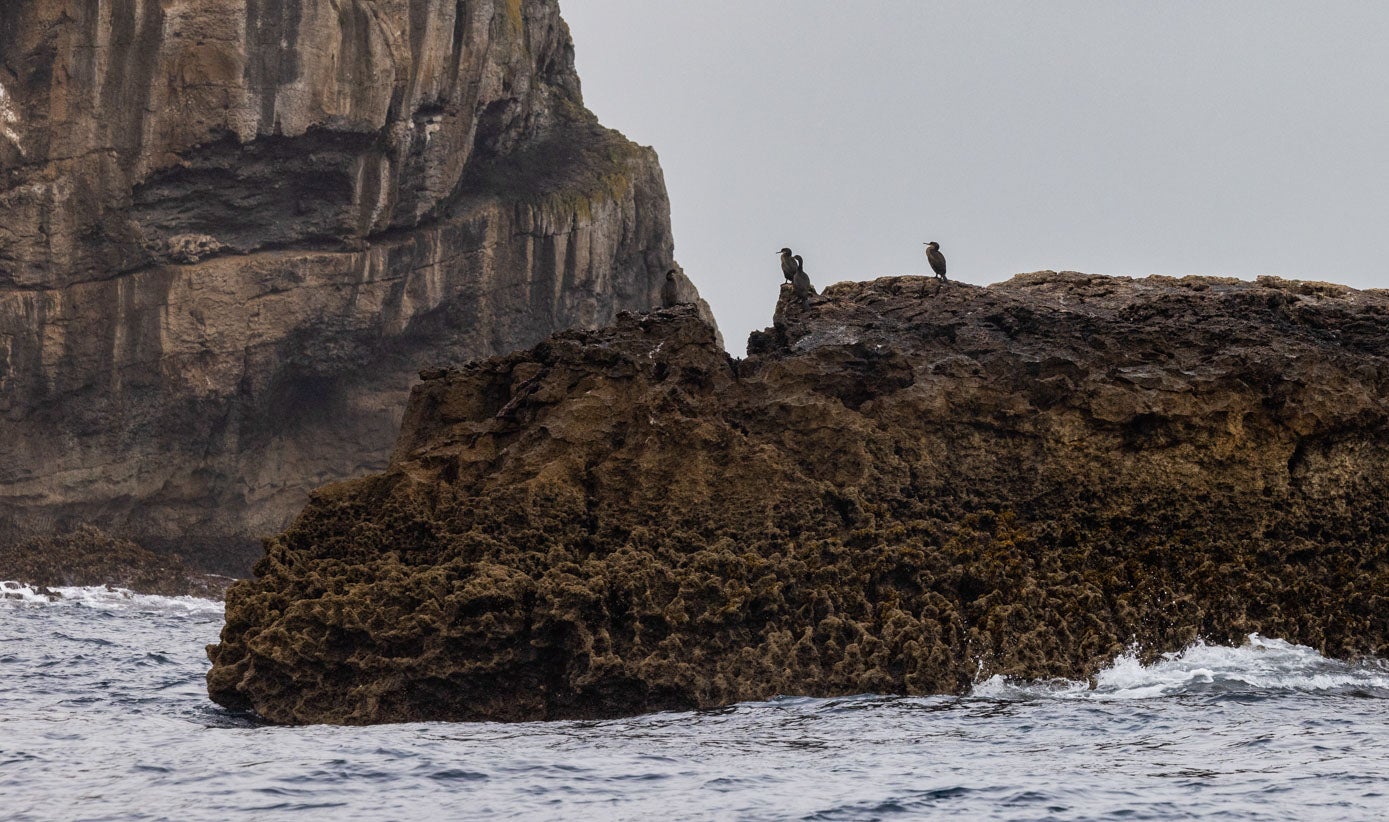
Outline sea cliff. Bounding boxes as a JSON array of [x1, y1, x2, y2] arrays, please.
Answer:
[[208, 273, 1389, 724], [0, 0, 708, 573]]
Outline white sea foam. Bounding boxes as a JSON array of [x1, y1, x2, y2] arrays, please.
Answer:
[[971, 634, 1389, 700], [0, 580, 224, 614]]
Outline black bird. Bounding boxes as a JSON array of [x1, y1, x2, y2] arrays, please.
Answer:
[[791, 255, 816, 310], [924, 242, 948, 281], [660, 269, 682, 308], [778, 248, 798, 283]]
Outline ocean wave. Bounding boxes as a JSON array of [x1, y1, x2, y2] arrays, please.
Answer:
[[971, 634, 1389, 701], [0, 580, 224, 614]]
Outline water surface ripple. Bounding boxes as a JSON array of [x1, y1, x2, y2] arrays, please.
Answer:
[[2, 584, 1387, 821]]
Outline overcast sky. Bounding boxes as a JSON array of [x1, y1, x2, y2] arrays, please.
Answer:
[[562, 1, 1389, 353]]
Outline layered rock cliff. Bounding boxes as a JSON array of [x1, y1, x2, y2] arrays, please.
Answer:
[[207, 273, 1389, 725], [0, 0, 706, 573]]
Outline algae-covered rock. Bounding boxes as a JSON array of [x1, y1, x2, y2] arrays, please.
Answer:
[[209, 274, 1389, 724], [0, 525, 232, 599]]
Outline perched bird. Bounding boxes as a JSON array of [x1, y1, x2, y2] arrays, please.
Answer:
[[660, 269, 682, 308], [924, 242, 948, 281], [778, 248, 798, 282], [791, 256, 816, 310]]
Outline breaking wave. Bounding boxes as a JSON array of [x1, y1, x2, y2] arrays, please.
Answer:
[[0, 580, 224, 614], [971, 634, 1389, 701]]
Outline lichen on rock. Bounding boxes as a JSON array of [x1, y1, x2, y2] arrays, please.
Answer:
[[208, 273, 1389, 725], [0, 80, 21, 158]]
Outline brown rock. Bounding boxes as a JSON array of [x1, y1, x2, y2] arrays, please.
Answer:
[[207, 274, 1389, 724], [0, 525, 232, 599], [0, 1, 713, 572]]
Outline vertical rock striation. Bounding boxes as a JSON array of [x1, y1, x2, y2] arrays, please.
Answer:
[[0, 0, 709, 572]]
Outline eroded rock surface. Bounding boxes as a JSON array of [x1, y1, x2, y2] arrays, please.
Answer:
[[0, 525, 233, 599], [0, 0, 711, 572], [208, 273, 1389, 724]]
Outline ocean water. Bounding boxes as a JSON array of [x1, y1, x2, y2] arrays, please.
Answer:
[[3, 582, 1388, 821]]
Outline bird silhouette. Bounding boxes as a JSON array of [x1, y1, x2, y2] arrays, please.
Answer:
[[791, 255, 816, 311], [660, 269, 681, 308], [924, 242, 948, 281], [778, 248, 798, 283]]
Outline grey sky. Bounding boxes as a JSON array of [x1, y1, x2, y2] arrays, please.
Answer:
[[561, 1, 1389, 353]]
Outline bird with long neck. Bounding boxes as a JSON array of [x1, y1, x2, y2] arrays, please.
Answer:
[[778, 248, 798, 283], [924, 242, 948, 281], [791, 255, 816, 311]]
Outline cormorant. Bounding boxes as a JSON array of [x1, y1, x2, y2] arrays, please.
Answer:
[[661, 269, 681, 308], [778, 248, 798, 283], [924, 242, 948, 281], [792, 256, 816, 310]]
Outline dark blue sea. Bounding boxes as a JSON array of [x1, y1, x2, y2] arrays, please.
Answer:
[[3, 581, 1387, 821]]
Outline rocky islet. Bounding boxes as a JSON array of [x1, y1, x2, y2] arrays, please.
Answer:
[[207, 274, 1389, 724]]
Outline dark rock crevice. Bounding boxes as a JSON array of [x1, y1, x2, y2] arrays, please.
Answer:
[[129, 129, 383, 263]]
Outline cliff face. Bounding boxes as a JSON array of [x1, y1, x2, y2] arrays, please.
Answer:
[[207, 273, 1389, 725], [0, 0, 705, 572]]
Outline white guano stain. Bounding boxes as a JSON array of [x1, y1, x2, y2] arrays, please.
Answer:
[[0, 82, 22, 153]]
